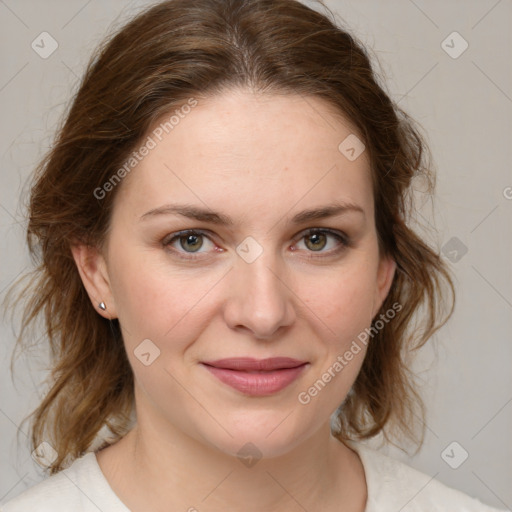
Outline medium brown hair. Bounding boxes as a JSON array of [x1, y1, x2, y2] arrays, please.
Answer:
[[5, 0, 455, 474]]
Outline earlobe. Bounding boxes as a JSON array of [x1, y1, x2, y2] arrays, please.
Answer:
[[70, 243, 117, 319]]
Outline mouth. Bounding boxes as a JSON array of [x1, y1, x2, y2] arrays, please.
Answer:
[[201, 357, 308, 396]]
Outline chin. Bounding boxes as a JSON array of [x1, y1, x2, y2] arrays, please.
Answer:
[[196, 408, 318, 461]]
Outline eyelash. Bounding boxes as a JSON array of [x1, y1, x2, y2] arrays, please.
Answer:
[[162, 228, 351, 261]]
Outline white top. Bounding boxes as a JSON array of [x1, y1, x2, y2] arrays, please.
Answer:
[[1, 440, 506, 511]]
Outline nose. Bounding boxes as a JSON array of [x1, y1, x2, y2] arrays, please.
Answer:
[[223, 250, 296, 340]]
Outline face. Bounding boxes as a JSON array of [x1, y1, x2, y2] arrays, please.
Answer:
[[74, 88, 395, 459]]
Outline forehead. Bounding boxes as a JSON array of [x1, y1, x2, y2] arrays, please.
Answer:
[[113, 89, 373, 226]]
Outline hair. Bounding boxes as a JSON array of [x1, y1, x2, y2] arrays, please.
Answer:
[[4, 0, 455, 475]]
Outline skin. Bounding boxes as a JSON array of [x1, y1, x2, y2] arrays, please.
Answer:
[[72, 88, 396, 512]]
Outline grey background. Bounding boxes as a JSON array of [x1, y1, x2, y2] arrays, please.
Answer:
[[0, 0, 511, 509]]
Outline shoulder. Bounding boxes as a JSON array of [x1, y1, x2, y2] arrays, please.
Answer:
[[0, 452, 128, 512], [345, 440, 507, 512]]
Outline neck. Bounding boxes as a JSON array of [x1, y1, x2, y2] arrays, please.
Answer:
[[98, 398, 367, 512]]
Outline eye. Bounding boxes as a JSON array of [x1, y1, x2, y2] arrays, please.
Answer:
[[292, 228, 350, 258], [162, 230, 218, 260], [162, 227, 350, 261]]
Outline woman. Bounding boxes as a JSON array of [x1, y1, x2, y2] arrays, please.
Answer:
[[1, 0, 506, 510]]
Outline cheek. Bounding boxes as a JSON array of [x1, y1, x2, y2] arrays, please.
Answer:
[[108, 245, 221, 353], [297, 261, 378, 343]]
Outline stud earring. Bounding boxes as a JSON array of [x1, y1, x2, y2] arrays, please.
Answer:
[[98, 302, 106, 311]]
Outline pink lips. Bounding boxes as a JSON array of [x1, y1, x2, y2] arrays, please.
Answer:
[[201, 357, 307, 396]]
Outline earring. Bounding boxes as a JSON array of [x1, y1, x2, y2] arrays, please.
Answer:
[[98, 302, 106, 311]]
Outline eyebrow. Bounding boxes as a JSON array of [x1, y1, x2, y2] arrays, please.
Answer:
[[140, 201, 365, 225]]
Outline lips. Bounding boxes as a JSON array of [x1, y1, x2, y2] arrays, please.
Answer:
[[201, 357, 308, 396], [203, 357, 306, 372]]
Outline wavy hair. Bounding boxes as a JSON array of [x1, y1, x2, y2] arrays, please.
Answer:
[[4, 0, 455, 474]]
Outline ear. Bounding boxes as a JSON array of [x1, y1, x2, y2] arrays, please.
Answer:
[[70, 243, 118, 319], [371, 254, 397, 319]]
